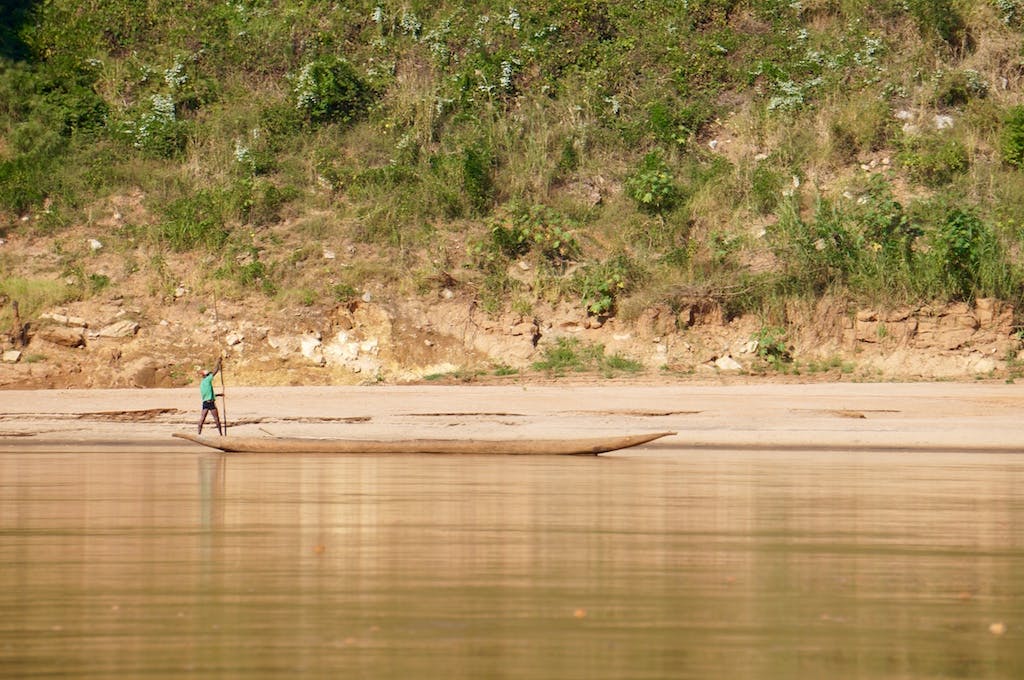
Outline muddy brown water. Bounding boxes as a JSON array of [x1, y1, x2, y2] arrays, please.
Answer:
[[2, 446, 1022, 679]]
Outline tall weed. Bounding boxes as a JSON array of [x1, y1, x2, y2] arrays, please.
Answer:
[[0, 277, 77, 327]]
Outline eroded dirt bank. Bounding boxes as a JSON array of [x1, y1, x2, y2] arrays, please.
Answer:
[[2, 291, 1020, 390]]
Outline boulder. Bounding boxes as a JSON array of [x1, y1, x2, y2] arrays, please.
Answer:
[[38, 325, 85, 348], [714, 355, 743, 371]]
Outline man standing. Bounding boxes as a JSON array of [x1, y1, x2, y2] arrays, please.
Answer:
[[198, 358, 223, 435]]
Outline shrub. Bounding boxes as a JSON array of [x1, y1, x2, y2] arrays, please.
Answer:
[[229, 177, 299, 228], [1001, 106, 1024, 169], [929, 209, 990, 301], [829, 95, 895, 160], [461, 144, 495, 215], [856, 176, 917, 252], [331, 283, 359, 302], [997, 0, 1024, 27], [769, 198, 859, 293], [905, 0, 966, 47], [647, 99, 713, 146], [0, 155, 50, 214], [293, 57, 372, 126], [751, 325, 792, 368], [749, 163, 783, 214], [157, 191, 230, 252], [473, 204, 581, 269], [897, 133, 968, 187], [933, 69, 988, 108], [626, 152, 681, 216], [572, 254, 644, 316], [531, 337, 642, 376], [556, 137, 580, 175], [0, 61, 108, 214], [119, 94, 189, 158], [214, 247, 276, 295]]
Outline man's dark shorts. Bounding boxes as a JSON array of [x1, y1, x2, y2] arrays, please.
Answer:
[[202, 399, 217, 410]]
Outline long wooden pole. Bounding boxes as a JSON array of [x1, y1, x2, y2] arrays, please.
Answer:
[[218, 354, 228, 435]]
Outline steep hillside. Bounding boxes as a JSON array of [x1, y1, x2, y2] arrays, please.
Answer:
[[4, 0, 1024, 386]]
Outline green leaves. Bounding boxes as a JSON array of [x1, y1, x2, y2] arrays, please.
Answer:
[[475, 204, 581, 267], [572, 255, 642, 317], [625, 153, 680, 216], [531, 337, 643, 377], [1001, 105, 1024, 169], [292, 57, 373, 127], [931, 209, 990, 301]]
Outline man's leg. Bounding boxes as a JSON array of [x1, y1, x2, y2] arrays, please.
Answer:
[[198, 409, 209, 434], [211, 408, 223, 435]]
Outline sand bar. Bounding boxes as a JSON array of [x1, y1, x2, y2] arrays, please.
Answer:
[[2, 381, 1021, 454]]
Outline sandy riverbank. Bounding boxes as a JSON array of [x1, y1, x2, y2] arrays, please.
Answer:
[[2, 381, 1022, 454]]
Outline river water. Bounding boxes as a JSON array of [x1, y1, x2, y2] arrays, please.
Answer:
[[1, 446, 1022, 679]]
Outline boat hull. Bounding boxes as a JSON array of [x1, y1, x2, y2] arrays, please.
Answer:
[[172, 431, 675, 455]]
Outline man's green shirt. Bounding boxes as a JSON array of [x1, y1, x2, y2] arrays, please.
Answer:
[[200, 373, 216, 401]]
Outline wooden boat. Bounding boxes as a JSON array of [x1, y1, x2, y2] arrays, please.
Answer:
[[172, 430, 675, 455]]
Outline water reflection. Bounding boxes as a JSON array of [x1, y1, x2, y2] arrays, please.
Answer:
[[1, 449, 1023, 679]]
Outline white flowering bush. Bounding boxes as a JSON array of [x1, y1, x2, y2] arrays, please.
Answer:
[[120, 93, 187, 157], [997, 0, 1024, 26]]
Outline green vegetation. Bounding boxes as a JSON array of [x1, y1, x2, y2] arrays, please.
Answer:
[[5, 0, 1024, 357], [532, 337, 643, 377], [0, 276, 76, 327], [751, 325, 792, 371]]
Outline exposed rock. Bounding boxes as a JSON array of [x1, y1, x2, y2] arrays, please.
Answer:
[[915, 308, 980, 351], [40, 311, 88, 327], [846, 300, 1013, 355], [267, 333, 300, 355], [97, 320, 140, 338], [300, 331, 325, 366], [714, 355, 743, 371], [4, 285, 1022, 388], [854, 316, 917, 345], [322, 331, 360, 364], [968, 355, 998, 375], [2, 350, 21, 363], [38, 325, 86, 348]]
